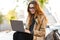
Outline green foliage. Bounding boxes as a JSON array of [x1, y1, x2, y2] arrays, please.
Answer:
[[39, 0, 47, 8], [0, 14, 3, 24]]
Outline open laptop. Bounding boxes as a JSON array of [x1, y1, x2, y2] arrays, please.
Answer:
[[10, 20, 25, 32]]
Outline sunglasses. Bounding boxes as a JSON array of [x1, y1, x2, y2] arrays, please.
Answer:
[[29, 7, 35, 9]]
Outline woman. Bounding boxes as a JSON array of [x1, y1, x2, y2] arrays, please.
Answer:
[[25, 1, 47, 40]]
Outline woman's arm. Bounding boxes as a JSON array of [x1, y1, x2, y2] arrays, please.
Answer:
[[34, 28, 45, 37], [34, 18, 47, 37]]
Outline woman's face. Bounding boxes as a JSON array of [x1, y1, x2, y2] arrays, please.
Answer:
[[29, 4, 35, 14]]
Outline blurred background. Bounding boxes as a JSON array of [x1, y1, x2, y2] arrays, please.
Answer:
[[0, 0, 60, 40]]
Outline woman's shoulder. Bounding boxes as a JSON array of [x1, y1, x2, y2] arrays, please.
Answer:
[[38, 14, 45, 19]]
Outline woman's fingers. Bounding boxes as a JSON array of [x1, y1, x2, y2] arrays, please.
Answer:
[[25, 29, 31, 33]]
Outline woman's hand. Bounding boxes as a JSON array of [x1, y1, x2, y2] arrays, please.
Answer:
[[25, 29, 31, 33]]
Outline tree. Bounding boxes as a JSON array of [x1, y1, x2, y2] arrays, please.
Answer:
[[0, 12, 3, 24], [37, 0, 48, 8], [6, 9, 17, 24]]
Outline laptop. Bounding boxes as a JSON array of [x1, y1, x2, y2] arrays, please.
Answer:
[[10, 20, 25, 32]]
